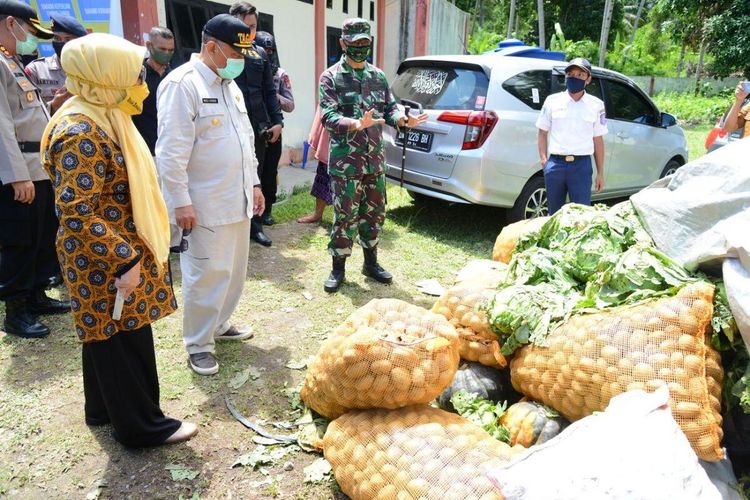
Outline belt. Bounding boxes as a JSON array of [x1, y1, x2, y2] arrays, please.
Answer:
[[18, 142, 41, 153], [550, 154, 589, 162]]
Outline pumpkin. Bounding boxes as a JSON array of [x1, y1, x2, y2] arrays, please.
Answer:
[[500, 400, 569, 447], [437, 361, 521, 412]]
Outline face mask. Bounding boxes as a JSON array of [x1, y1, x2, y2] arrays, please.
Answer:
[[345, 43, 371, 63], [13, 23, 39, 56], [52, 41, 65, 59], [150, 46, 173, 66], [213, 44, 245, 80], [565, 75, 587, 94], [118, 82, 150, 115]]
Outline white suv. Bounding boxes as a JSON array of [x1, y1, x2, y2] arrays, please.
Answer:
[[384, 54, 688, 220]]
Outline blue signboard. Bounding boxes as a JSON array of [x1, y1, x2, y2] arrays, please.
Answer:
[[76, 0, 110, 22], [23, 0, 114, 57], [35, 1, 76, 20]]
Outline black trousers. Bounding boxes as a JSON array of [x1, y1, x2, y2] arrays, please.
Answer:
[[262, 136, 282, 208], [82, 324, 181, 447], [0, 180, 59, 301]]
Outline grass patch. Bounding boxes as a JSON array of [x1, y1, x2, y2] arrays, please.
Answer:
[[683, 124, 713, 161], [653, 91, 733, 126]]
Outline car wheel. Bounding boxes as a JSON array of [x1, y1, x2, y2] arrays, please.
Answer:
[[660, 159, 681, 179], [510, 176, 548, 222]]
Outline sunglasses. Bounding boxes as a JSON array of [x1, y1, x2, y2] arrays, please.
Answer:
[[170, 228, 191, 253]]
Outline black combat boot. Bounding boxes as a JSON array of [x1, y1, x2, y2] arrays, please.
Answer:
[[3, 298, 50, 338], [324, 256, 347, 293], [261, 207, 275, 226], [27, 289, 71, 315], [362, 247, 393, 284], [250, 217, 272, 246]]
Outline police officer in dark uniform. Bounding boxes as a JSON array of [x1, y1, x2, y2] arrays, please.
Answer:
[[0, 0, 70, 338], [25, 14, 87, 111], [229, 1, 282, 247]]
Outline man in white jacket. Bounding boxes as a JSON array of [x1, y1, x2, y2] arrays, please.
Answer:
[[156, 14, 264, 375]]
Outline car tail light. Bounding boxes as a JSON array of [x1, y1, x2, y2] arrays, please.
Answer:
[[437, 110, 498, 150]]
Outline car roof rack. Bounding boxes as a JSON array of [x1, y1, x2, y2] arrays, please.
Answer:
[[486, 39, 566, 61]]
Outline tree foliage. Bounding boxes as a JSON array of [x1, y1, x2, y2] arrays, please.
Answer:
[[704, 0, 750, 78]]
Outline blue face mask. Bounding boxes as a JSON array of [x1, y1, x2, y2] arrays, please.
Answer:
[[13, 23, 39, 56], [214, 44, 245, 80], [565, 75, 587, 94]]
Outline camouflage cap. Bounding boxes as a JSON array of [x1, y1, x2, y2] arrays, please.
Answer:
[[342, 18, 371, 43]]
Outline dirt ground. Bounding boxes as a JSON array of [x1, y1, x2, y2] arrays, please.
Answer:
[[0, 193, 499, 500]]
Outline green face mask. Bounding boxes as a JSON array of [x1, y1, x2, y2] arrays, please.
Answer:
[[345, 43, 371, 63], [150, 46, 174, 66], [214, 44, 245, 80], [13, 23, 39, 56]]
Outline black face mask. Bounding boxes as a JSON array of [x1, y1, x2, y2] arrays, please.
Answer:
[[52, 41, 65, 59]]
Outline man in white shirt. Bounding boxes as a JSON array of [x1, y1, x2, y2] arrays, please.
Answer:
[[156, 14, 264, 375], [536, 57, 608, 215]]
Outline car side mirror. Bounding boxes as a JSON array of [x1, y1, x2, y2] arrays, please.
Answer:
[[661, 112, 677, 128]]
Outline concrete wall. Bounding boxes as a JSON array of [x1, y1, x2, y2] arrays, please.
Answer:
[[428, 0, 468, 56], [630, 76, 740, 96]]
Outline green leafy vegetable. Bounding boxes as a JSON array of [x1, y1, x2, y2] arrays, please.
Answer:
[[486, 284, 580, 355], [505, 247, 578, 290], [586, 245, 696, 308], [450, 390, 510, 443]]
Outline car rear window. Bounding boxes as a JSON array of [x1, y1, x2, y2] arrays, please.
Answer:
[[391, 66, 490, 111]]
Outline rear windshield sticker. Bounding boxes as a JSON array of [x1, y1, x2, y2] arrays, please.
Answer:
[[532, 88, 540, 104], [475, 95, 486, 109], [411, 69, 448, 95]]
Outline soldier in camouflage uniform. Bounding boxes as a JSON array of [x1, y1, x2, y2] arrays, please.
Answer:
[[318, 18, 427, 293]]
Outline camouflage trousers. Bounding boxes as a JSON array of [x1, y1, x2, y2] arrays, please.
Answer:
[[328, 173, 386, 257]]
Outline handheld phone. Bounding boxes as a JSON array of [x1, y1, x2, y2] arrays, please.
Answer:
[[112, 289, 125, 320], [743, 81, 750, 93]]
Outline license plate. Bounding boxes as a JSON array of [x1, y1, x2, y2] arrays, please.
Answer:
[[395, 129, 433, 152]]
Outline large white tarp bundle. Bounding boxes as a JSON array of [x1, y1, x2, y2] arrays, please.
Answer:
[[631, 138, 750, 350]]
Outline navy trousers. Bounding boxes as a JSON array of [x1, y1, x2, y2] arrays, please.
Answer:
[[543, 156, 593, 215]]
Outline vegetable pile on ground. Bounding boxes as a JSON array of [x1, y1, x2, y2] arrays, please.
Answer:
[[485, 202, 748, 462]]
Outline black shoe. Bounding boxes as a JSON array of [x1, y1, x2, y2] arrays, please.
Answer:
[[362, 247, 393, 284], [324, 256, 347, 293], [251, 219, 272, 247], [261, 210, 275, 226], [3, 298, 50, 338], [27, 289, 71, 315]]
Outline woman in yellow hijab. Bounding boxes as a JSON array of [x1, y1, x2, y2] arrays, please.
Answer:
[[41, 33, 197, 446]]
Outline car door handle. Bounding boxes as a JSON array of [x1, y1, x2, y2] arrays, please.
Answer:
[[616, 132, 629, 139]]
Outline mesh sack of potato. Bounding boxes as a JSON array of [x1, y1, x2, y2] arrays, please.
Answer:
[[301, 299, 460, 419], [492, 217, 549, 264], [454, 259, 509, 288], [433, 283, 507, 368], [324, 405, 522, 500], [510, 282, 724, 461]]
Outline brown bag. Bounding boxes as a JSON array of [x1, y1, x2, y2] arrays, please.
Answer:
[[433, 283, 507, 369], [301, 299, 460, 419], [510, 282, 724, 461], [324, 405, 522, 500], [492, 217, 548, 264]]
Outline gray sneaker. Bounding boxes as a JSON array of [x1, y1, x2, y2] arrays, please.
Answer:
[[189, 352, 219, 376], [215, 325, 254, 341]]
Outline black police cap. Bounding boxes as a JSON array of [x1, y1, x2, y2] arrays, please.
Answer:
[[203, 14, 252, 54], [255, 31, 275, 50], [51, 14, 87, 38], [0, 0, 53, 39]]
